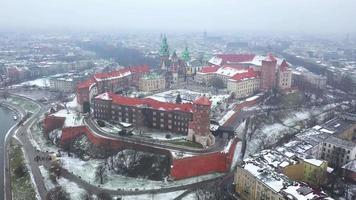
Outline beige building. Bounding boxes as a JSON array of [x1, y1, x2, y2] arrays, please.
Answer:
[[319, 136, 356, 168], [235, 150, 332, 200], [227, 69, 260, 99], [277, 60, 293, 90], [50, 76, 79, 93], [138, 73, 166, 92]]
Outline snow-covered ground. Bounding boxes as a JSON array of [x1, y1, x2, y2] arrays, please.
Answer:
[[57, 177, 87, 200], [39, 165, 55, 190], [60, 153, 223, 191], [39, 165, 87, 200], [244, 103, 339, 157], [147, 89, 229, 111], [12, 77, 50, 88]]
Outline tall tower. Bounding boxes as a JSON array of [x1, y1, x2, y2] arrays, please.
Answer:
[[260, 54, 277, 91], [159, 35, 170, 70], [181, 46, 191, 63], [187, 96, 215, 147]]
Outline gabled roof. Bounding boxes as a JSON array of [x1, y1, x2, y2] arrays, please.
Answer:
[[128, 65, 150, 74], [77, 78, 95, 89], [94, 68, 131, 80], [216, 54, 255, 64], [279, 60, 290, 71], [200, 66, 219, 73], [229, 68, 258, 82], [342, 160, 356, 172], [95, 93, 194, 112], [263, 53, 277, 62], [193, 95, 211, 106]]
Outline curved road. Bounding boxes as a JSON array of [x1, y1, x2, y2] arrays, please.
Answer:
[[85, 117, 228, 155], [3, 95, 231, 198], [0, 103, 21, 200]]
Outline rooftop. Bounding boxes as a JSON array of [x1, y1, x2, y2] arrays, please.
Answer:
[[324, 136, 356, 150], [95, 92, 194, 112]]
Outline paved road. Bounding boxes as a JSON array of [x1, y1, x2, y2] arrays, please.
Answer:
[[85, 117, 228, 154], [3, 99, 49, 200], [3, 95, 231, 198], [0, 102, 21, 200]]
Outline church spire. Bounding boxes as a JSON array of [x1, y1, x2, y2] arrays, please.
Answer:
[[182, 45, 191, 62], [159, 34, 169, 57]]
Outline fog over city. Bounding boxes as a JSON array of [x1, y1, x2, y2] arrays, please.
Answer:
[[1, 0, 356, 35]]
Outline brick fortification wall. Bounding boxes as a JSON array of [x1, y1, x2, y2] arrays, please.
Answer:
[[44, 115, 240, 180]]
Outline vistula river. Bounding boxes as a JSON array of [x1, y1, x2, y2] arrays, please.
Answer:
[[0, 105, 17, 200]]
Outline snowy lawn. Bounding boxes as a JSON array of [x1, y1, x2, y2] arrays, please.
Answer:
[[5, 96, 40, 113], [28, 122, 60, 153]]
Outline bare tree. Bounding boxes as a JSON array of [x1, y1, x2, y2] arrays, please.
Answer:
[[95, 163, 107, 184], [46, 186, 70, 200]]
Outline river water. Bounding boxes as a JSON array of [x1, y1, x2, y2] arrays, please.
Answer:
[[0, 106, 16, 200]]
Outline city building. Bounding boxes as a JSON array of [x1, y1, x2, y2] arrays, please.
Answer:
[[76, 65, 150, 111], [260, 54, 277, 91], [158, 36, 189, 84], [49, 74, 85, 93], [93, 92, 214, 147], [235, 150, 331, 200], [319, 136, 356, 168], [227, 68, 260, 99], [187, 96, 215, 147], [342, 160, 356, 182], [277, 60, 293, 90], [138, 72, 166, 92], [197, 54, 292, 98], [293, 67, 327, 90]]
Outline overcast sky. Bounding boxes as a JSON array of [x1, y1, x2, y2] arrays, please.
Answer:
[[1, 0, 355, 35]]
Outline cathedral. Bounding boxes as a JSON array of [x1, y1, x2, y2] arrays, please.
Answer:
[[159, 35, 190, 84]]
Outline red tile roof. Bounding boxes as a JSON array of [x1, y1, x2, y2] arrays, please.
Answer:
[[200, 66, 219, 73], [216, 54, 255, 64], [128, 65, 150, 74], [97, 93, 194, 112], [279, 60, 290, 71], [77, 65, 150, 90], [193, 96, 211, 106], [230, 68, 258, 82], [263, 53, 277, 62], [94, 68, 131, 80], [77, 78, 95, 89]]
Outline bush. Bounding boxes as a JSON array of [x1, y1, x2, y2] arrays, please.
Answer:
[[14, 164, 27, 178], [165, 134, 172, 139]]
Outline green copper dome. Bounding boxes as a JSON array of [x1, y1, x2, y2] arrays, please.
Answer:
[[159, 35, 169, 57], [182, 46, 191, 62]]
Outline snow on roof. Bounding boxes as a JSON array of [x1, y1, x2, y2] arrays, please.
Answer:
[[218, 109, 235, 126], [210, 124, 219, 131], [312, 125, 322, 130], [243, 162, 285, 193], [215, 66, 247, 77], [193, 95, 211, 106], [279, 161, 290, 168], [95, 92, 112, 101], [303, 158, 325, 167], [245, 95, 260, 102], [208, 56, 223, 66], [342, 160, 356, 172], [282, 184, 328, 200], [243, 150, 332, 199], [95, 93, 194, 113], [320, 128, 334, 134]]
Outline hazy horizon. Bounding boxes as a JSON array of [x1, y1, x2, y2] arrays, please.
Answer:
[[1, 0, 356, 36]]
